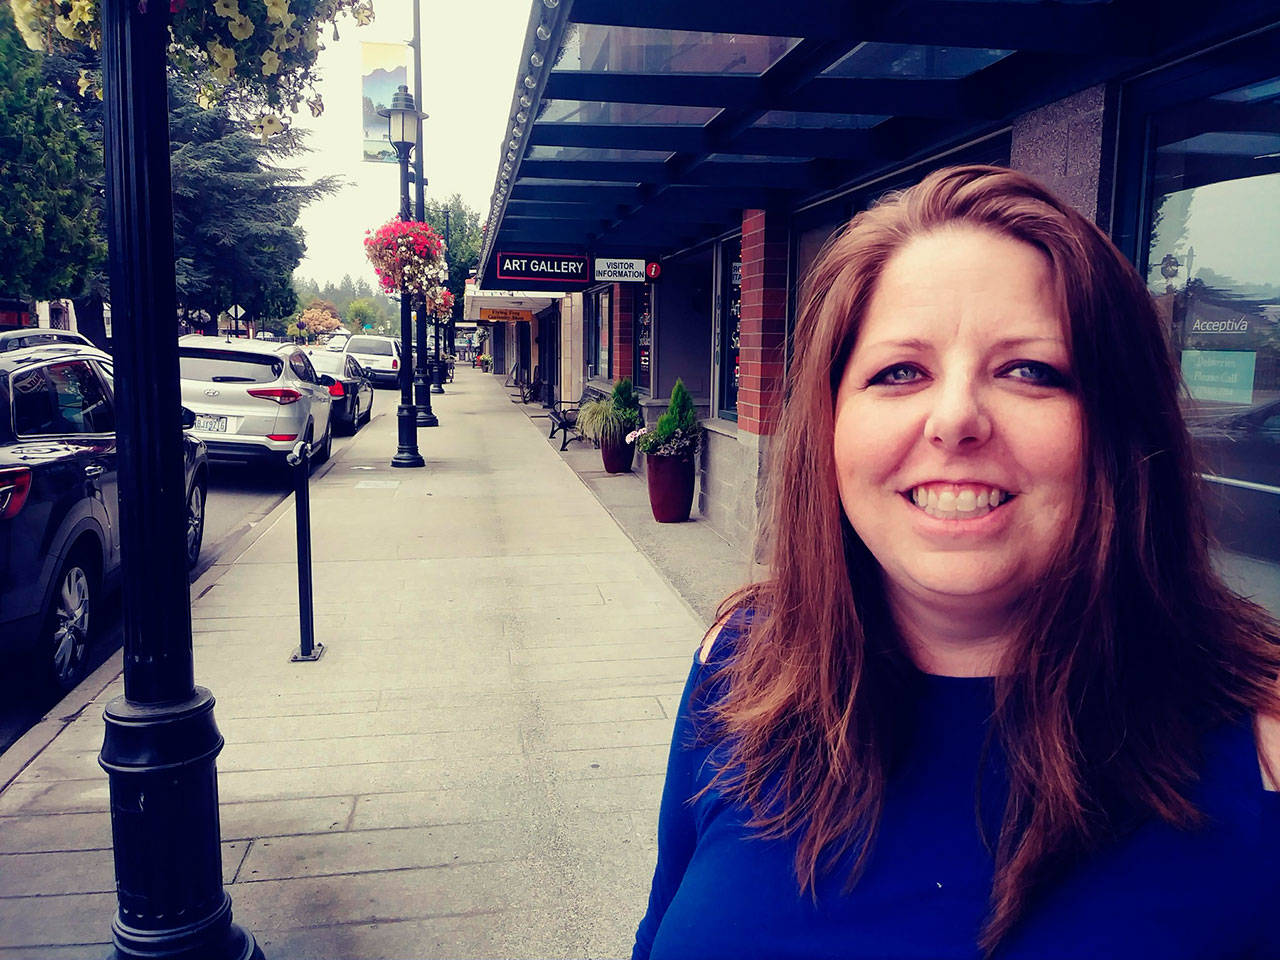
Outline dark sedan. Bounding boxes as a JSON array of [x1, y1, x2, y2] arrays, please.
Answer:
[[306, 348, 374, 434], [0, 344, 208, 692]]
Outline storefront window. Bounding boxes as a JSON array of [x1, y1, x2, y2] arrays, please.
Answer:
[[587, 287, 610, 378], [634, 284, 652, 391], [718, 237, 742, 418], [1142, 71, 1280, 588]]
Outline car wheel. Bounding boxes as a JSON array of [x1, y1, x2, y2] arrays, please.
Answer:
[[45, 553, 96, 693], [185, 479, 206, 570]]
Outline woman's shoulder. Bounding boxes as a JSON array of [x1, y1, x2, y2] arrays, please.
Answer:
[[697, 605, 754, 665], [1257, 698, 1280, 792]]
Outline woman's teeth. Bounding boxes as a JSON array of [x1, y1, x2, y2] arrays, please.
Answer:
[[909, 485, 1011, 520]]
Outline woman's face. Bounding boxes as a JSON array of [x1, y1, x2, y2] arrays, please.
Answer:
[[833, 226, 1084, 623]]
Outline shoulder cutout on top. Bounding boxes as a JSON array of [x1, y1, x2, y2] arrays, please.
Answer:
[[698, 608, 744, 664], [1259, 709, 1280, 792]]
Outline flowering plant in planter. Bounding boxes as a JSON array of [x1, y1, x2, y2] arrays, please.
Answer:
[[363, 219, 445, 297], [629, 379, 700, 459]]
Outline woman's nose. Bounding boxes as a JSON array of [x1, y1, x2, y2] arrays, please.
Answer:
[[924, 378, 992, 450]]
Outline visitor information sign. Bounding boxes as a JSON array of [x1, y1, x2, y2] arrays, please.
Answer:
[[594, 258, 646, 282]]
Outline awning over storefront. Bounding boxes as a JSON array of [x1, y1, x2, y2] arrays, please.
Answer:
[[479, 0, 1267, 282], [463, 284, 559, 323]]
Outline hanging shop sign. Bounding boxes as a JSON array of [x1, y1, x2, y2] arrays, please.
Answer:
[[594, 257, 647, 282], [646, 261, 662, 279], [480, 308, 535, 322], [496, 251, 590, 284]]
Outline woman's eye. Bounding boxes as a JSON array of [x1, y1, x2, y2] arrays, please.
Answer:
[[1002, 361, 1067, 386], [868, 363, 923, 386]]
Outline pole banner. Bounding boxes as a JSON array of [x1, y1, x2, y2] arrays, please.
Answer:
[[362, 42, 409, 163]]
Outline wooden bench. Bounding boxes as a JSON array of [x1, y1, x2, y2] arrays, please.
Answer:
[[548, 383, 608, 451]]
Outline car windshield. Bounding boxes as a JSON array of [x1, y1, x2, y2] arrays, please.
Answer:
[[1, 332, 87, 351], [178, 349, 283, 383], [347, 337, 393, 356]]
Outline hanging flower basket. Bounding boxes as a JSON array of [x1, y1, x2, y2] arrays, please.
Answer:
[[363, 219, 446, 297], [425, 286, 455, 319]]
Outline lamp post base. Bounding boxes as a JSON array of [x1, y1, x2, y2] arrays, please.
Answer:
[[100, 689, 264, 960], [416, 408, 439, 427], [430, 383, 444, 394], [392, 405, 425, 467]]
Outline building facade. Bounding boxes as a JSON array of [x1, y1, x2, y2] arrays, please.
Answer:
[[476, 2, 1280, 611]]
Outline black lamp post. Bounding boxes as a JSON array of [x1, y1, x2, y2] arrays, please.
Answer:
[[408, 0, 439, 427], [379, 84, 426, 468], [97, 1, 259, 958], [431, 209, 450, 394]]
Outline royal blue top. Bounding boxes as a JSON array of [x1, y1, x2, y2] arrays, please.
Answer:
[[632, 619, 1280, 959]]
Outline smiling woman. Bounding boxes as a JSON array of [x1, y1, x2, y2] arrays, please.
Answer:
[[632, 166, 1280, 960]]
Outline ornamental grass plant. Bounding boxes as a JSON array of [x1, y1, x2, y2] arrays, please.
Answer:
[[578, 378, 644, 444]]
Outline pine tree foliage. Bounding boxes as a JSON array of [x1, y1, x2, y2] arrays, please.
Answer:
[[0, 1, 103, 300]]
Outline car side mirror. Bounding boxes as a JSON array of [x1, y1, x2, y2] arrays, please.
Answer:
[[318, 374, 336, 387], [180, 406, 196, 430]]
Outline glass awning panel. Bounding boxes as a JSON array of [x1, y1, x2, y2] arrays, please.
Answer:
[[526, 145, 676, 162], [753, 111, 889, 129], [556, 23, 800, 76], [823, 43, 1012, 78], [538, 100, 721, 125]]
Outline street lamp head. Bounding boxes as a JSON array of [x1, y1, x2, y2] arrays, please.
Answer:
[[378, 84, 425, 151]]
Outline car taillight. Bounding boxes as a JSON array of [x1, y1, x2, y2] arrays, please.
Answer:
[[267, 434, 298, 441], [247, 387, 302, 404], [0, 467, 32, 520], [328, 381, 345, 397], [391, 358, 399, 369]]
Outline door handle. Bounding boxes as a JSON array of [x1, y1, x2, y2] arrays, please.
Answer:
[[85, 464, 104, 479]]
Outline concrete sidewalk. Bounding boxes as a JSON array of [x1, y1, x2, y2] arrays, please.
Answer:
[[0, 368, 751, 959]]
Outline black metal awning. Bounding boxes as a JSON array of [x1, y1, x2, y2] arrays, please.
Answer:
[[479, 0, 1275, 287]]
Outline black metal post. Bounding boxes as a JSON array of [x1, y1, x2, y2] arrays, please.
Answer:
[[392, 145, 425, 468], [289, 442, 323, 662], [414, 297, 437, 426], [96, 2, 259, 958], [431, 206, 448, 394], [409, 2, 438, 426]]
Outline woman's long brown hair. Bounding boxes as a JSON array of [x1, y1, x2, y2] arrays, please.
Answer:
[[705, 165, 1280, 951]]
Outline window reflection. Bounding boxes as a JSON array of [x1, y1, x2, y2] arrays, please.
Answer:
[[1146, 74, 1280, 566]]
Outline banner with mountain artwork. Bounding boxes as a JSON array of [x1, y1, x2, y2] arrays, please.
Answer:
[[362, 42, 409, 163]]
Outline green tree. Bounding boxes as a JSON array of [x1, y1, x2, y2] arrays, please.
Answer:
[[0, 2, 104, 303], [168, 75, 339, 332], [421, 193, 481, 321], [347, 296, 394, 335]]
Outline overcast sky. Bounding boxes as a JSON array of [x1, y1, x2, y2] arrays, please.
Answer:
[[289, 0, 531, 287]]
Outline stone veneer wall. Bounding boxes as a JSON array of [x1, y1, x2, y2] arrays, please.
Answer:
[[1010, 83, 1117, 228]]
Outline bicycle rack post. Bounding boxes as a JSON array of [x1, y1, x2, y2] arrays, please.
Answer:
[[288, 440, 324, 662]]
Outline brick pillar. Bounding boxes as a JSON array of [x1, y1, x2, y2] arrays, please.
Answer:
[[738, 209, 787, 435], [611, 282, 634, 382]]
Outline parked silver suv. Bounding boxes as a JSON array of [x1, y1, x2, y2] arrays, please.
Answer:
[[178, 336, 334, 475]]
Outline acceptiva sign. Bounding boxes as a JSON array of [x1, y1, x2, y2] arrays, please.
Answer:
[[496, 252, 589, 285]]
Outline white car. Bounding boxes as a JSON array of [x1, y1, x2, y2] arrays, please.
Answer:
[[178, 335, 335, 475], [342, 335, 401, 387]]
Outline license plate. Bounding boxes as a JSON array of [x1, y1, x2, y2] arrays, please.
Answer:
[[194, 414, 227, 433]]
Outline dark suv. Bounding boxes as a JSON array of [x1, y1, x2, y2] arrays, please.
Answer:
[[0, 344, 208, 691]]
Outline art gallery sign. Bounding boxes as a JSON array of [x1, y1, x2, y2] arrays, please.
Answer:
[[496, 252, 589, 285]]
